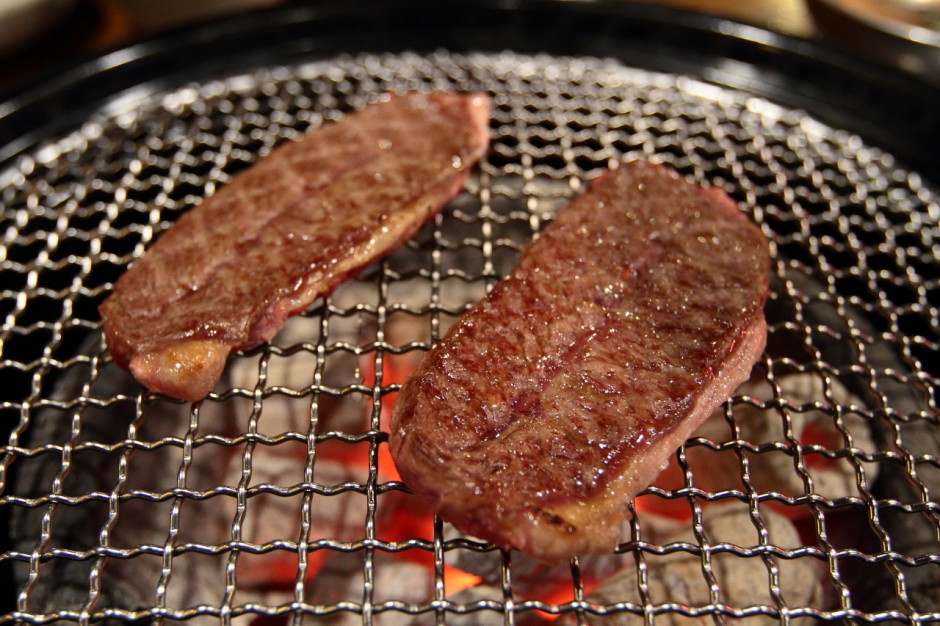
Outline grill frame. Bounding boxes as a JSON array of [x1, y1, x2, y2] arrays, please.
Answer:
[[1, 0, 938, 180], [1, 1, 939, 624]]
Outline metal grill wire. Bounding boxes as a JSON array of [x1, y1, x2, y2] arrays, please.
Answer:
[[0, 50, 939, 624]]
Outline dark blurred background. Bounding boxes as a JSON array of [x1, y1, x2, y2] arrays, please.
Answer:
[[0, 0, 938, 98]]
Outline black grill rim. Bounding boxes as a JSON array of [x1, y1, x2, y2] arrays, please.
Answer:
[[0, 0, 938, 182]]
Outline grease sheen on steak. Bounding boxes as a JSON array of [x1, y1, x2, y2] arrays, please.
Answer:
[[389, 161, 770, 563], [99, 92, 490, 401]]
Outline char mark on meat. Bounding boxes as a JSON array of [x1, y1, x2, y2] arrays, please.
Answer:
[[389, 160, 770, 563]]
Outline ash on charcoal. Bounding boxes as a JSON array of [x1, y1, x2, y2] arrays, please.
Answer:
[[572, 504, 823, 625]]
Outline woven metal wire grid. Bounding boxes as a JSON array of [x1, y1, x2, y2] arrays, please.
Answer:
[[1, 50, 939, 624]]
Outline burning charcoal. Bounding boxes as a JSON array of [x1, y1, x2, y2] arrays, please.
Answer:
[[232, 305, 374, 433], [846, 334, 940, 613], [303, 552, 439, 625], [442, 522, 632, 599], [442, 584, 505, 625], [10, 347, 241, 617], [443, 507, 685, 598], [232, 456, 368, 594], [782, 272, 940, 614], [657, 374, 878, 511], [300, 551, 365, 624], [573, 504, 823, 624], [745, 374, 875, 500]]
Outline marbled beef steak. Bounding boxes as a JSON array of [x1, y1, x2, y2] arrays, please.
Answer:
[[389, 160, 770, 562], [100, 92, 490, 401]]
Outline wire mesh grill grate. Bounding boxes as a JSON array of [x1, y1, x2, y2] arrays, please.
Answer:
[[1, 50, 939, 624]]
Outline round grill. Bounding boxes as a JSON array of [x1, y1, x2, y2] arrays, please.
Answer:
[[1, 34, 939, 626]]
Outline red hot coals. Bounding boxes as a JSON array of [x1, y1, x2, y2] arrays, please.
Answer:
[[99, 92, 490, 401], [389, 161, 771, 563]]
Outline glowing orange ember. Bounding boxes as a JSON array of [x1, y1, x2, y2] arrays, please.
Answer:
[[531, 585, 575, 621], [800, 422, 841, 470], [634, 492, 692, 521], [444, 564, 483, 594]]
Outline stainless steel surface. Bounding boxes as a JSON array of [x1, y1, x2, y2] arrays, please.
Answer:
[[1, 50, 939, 624]]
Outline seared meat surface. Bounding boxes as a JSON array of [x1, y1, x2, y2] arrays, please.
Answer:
[[389, 161, 770, 562], [100, 92, 490, 401]]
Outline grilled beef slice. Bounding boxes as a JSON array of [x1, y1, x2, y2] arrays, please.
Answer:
[[99, 92, 490, 401], [389, 161, 770, 563]]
